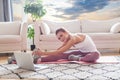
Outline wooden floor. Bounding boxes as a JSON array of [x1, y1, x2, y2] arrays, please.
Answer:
[[0, 48, 120, 64], [0, 56, 9, 64]]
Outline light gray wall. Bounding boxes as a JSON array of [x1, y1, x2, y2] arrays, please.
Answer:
[[0, 0, 4, 22]]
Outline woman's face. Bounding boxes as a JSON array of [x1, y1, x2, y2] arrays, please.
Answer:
[[56, 31, 69, 42]]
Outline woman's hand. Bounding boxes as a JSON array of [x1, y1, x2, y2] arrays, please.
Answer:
[[32, 48, 43, 56]]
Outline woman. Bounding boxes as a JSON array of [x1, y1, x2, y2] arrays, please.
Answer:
[[32, 28, 100, 63]]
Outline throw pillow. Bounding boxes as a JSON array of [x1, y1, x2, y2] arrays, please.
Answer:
[[41, 22, 50, 35], [110, 22, 120, 33]]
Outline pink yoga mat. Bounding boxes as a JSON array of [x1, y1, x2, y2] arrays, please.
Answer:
[[37, 56, 120, 64]]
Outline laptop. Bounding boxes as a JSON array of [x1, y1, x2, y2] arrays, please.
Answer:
[[14, 52, 48, 71]]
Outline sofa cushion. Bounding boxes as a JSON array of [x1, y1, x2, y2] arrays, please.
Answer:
[[42, 19, 81, 33], [0, 21, 21, 35], [41, 22, 50, 35], [39, 34, 59, 41], [110, 22, 120, 33], [0, 35, 21, 44], [81, 19, 120, 33], [85, 33, 120, 41]]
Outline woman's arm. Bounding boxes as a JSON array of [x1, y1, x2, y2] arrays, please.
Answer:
[[34, 38, 75, 56], [57, 42, 67, 50]]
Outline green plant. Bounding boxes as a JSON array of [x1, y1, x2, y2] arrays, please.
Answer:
[[27, 25, 35, 45], [24, 0, 47, 22], [24, 0, 47, 46]]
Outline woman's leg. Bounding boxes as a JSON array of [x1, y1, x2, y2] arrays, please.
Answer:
[[40, 50, 82, 62], [41, 53, 68, 62], [80, 52, 100, 62]]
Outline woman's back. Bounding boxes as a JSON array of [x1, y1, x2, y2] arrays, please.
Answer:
[[73, 35, 98, 52]]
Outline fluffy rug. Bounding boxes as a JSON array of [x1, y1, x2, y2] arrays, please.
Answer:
[[0, 56, 120, 80]]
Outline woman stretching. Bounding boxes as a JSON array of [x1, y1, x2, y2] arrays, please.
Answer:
[[32, 28, 100, 63]]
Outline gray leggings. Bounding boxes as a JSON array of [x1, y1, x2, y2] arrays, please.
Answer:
[[41, 50, 100, 62]]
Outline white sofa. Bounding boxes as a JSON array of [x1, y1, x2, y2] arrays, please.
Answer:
[[0, 21, 28, 52], [34, 18, 120, 51]]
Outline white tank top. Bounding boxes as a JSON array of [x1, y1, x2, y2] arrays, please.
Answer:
[[73, 35, 98, 52]]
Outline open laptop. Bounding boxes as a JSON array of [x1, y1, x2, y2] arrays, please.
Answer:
[[14, 52, 48, 71]]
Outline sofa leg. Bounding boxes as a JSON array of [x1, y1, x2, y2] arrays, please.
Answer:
[[24, 50, 26, 52], [45, 49, 47, 52], [21, 50, 26, 52]]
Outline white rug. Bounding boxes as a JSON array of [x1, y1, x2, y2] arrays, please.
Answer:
[[0, 63, 120, 80]]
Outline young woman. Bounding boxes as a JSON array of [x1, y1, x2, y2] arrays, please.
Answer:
[[32, 28, 100, 63]]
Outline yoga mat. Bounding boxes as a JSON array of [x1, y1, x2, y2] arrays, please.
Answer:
[[38, 56, 120, 64]]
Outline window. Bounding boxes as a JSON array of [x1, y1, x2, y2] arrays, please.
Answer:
[[12, 0, 24, 21]]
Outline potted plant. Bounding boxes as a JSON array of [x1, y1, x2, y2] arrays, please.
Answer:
[[24, 0, 46, 50], [27, 25, 35, 51]]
